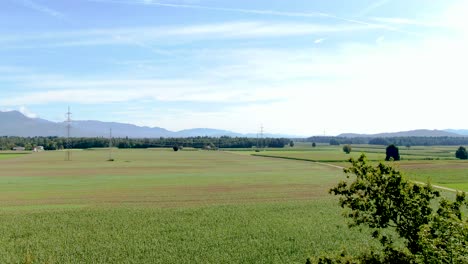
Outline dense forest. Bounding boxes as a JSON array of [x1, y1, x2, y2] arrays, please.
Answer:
[[0, 136, 289, 150], [306, 136, 468, 146]]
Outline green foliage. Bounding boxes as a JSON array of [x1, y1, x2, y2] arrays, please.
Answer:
[[290, 141, 295, 147], [307, 136, 468, 147], [342, 145, 352, 154], [330, 139, 340, 146], [385, 144, 400, 161], [0, 136, 290, 150], [312, 142, 316, 147], [322, 154, 468, 263], [455, 146, 468, 160], [172, 145, 179, 151], [417, 193, 468, 263]]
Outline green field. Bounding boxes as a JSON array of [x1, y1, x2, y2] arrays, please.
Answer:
[[1, 146, 466, 263], [0, 149, 377, 263], [0, 153, 29, 160], [247, 145, 468, 192]]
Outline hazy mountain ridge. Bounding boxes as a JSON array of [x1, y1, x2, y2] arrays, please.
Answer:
[[338, 129, 463, 138], [0, 111, 291, 138], [444, 129, 468, 136]]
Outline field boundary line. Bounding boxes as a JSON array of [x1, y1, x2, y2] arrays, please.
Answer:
[[251, 154, 463, 193]]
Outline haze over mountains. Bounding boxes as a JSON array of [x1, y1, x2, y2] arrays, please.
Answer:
[[0, 111, 290, 138], [1, 111, 468, 138], [337, 130, 465, 138]]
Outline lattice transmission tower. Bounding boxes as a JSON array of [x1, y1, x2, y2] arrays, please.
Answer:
[[65, 106, 72, 161]]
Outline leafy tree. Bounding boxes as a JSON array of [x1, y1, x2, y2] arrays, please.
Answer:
[[342, 145, 352, 154], [173, 146, 179, 151], [312, 142, 316, 148], [314, 154, 468, 263], [289, 141, 295, 147], [369, 138, 389, 145], [386, 144, 400, 161], [455, 146, 468, 160]]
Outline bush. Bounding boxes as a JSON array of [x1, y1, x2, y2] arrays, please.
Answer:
[[173, 146, 179, 151], [342, 145, 352, 154]]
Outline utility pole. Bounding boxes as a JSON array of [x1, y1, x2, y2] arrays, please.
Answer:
[[109, 128, 113, 161], [256, 132, 259, 151], [260, 125, 264, 150], [65, 106, 72, 161]]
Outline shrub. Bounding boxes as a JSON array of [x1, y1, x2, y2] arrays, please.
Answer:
[[342, 145, 352, 154]]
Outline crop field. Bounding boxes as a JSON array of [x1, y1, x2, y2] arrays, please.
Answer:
[[1, 146, 466, 263], [0, 153, 29, 160], [246, 145, 468, 192], [0, 149, 377, 263]]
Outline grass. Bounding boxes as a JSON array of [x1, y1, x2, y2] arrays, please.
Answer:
[[0, 152, 29, 160], [0, 149, 379, 263], [0, 149, 340, 208], [246, 145, 468, 192], [1, 146, 466, 262], [0, 201, 377, 263]]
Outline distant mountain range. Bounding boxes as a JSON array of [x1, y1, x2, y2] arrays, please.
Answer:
[[445, 129, 468, 136], [2, 111, 467, 138], [337, 129, 465, 138], [0, 111, 292, 138]]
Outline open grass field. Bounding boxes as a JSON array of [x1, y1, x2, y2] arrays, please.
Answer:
[[0, 149, 377, 263], [244, 145, 468, 192], [1, 146, 466, 263], [0, 153, 29, 160]]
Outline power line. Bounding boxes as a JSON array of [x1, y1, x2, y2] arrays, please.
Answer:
[[109, 128, 113, 161], [65, 106, 72, 161]]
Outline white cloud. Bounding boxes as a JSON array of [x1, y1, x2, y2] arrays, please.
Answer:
[[314, 38, 326, 44], [376, 36, 385, 44], [4, 1, 468, 135], [18, 106, 38, 118]]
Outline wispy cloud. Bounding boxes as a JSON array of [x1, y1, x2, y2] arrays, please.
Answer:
[[15, 0, 65, 19], [85, 0, 417, 36], [18, 106, 38, 118], [87, 0, 328, 17], [356, 0, 391, 17], [370, 17, 442, 27], [0, 21, 382, 49], [376, 36, 385, 44], [314, 38, 326, 44]]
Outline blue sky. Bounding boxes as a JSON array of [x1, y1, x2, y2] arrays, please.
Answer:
[[1, 0, 467, 136]]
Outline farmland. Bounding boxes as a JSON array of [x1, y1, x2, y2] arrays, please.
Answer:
[[250, 144, 468, 192], [0, 149, 375, 263], [0, 146, 466, 263]]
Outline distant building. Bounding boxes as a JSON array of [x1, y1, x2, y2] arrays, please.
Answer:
[[33, 146, 44, 152], [12, 146, 25, 151]]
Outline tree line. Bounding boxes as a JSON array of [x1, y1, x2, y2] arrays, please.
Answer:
[[0, 136, 289, 150], [306, 136, 468, 146]]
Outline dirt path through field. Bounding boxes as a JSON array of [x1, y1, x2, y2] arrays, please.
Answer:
[[314, 161, 461, 192], [250, 154, 462, 193]]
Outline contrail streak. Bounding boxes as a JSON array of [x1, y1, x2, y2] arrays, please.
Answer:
[[85, 0, 420, 36]]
